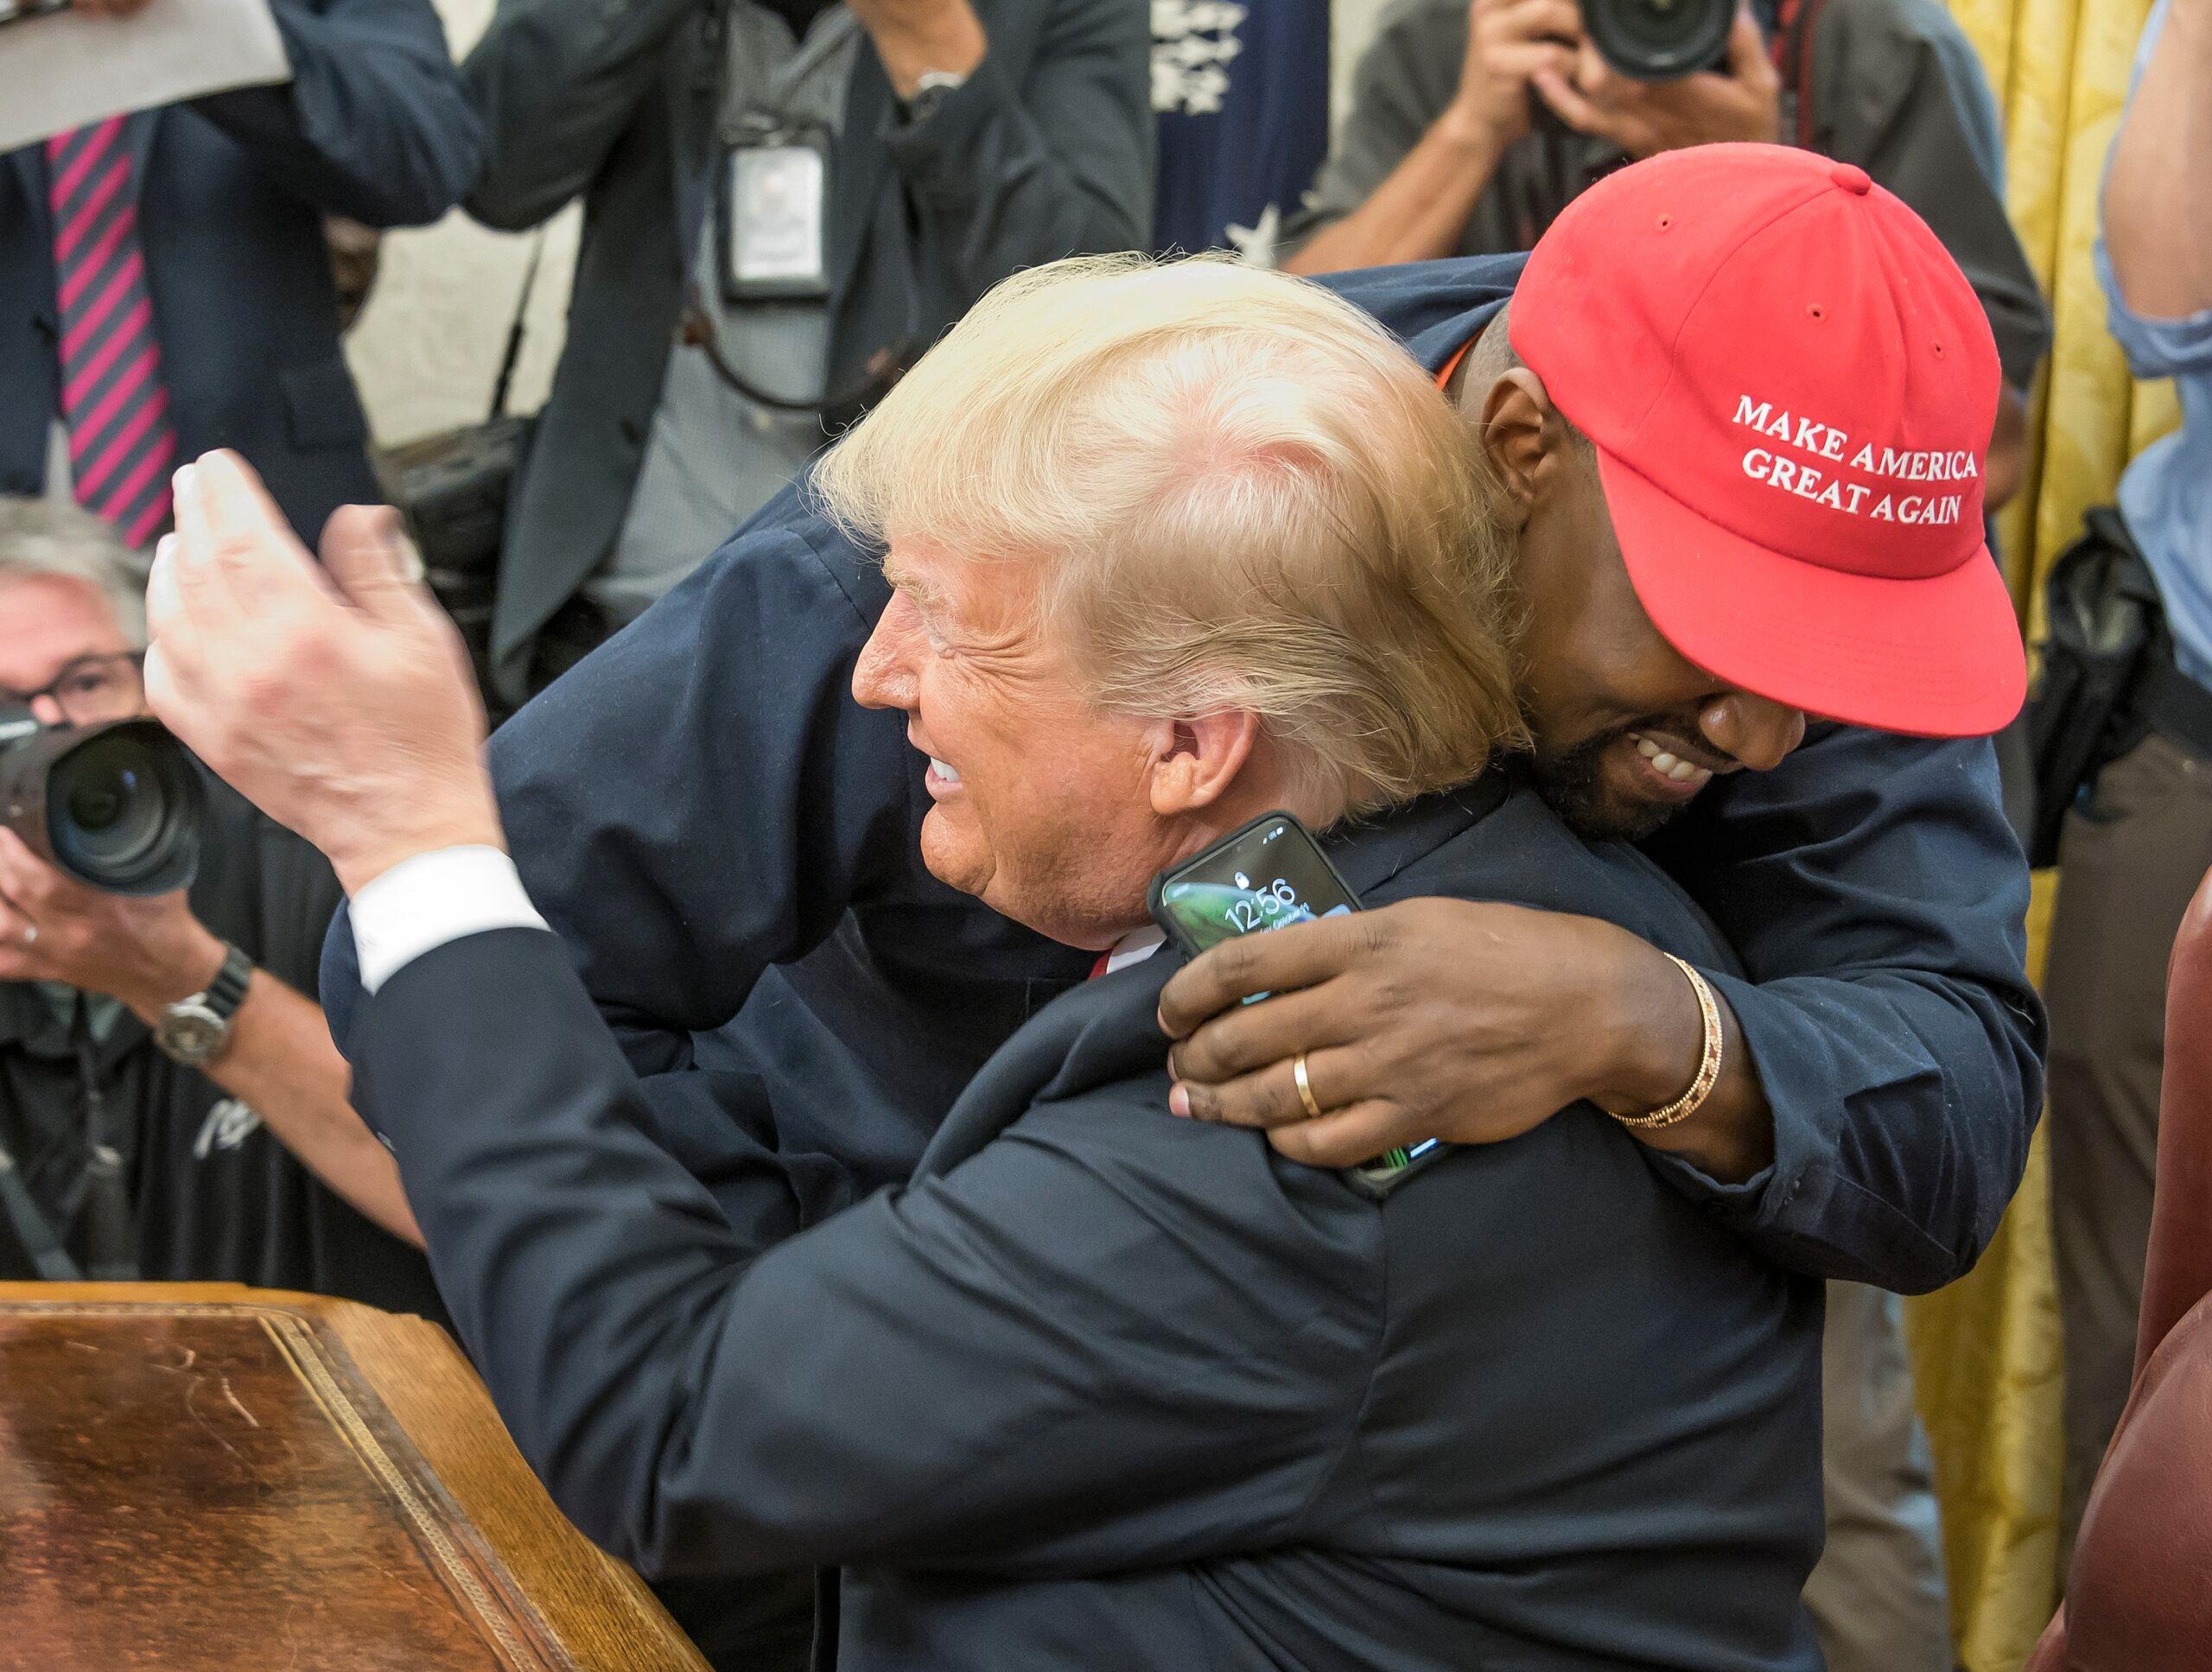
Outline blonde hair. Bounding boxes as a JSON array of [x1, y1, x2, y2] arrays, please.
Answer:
[[810, 254, 1523, 818], [0, 496, 146, 643]]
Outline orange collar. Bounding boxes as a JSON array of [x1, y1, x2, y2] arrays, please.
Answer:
[[1435, 336, 1476, 393]]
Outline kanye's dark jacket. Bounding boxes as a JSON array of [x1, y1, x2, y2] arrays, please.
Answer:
[[328, 257, 2044, 1303]]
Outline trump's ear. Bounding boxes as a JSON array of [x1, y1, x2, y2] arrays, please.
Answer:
[[1148, 709, 1262, 819]]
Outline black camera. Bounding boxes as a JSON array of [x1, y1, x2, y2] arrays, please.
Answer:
[[0, 709, 204, 894], [1582, 0, 1735, 79]]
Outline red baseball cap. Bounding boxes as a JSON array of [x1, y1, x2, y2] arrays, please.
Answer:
[[1509, 143, 2025, 738]]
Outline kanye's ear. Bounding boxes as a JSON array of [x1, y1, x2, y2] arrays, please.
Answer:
[[1148, 709, 1262, 820], [1478, 368, 1568, 522]]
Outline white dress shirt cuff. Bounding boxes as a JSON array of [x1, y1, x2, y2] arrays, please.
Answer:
[[352, 845, 550, 994]]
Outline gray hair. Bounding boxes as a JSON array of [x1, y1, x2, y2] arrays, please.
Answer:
[[0, 497, 147, 643]]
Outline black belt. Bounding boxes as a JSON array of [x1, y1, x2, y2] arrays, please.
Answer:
[[2136, 654, 2212, 762]]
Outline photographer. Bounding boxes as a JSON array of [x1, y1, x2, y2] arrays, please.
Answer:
[[0, 498, 431, 1310], [1287, 0, 2045, 507], [462, 0, 1153, 702]]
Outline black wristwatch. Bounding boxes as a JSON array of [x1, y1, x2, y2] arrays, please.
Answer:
[[154, 943, 254, 1067], [899, 68, 968, 125]]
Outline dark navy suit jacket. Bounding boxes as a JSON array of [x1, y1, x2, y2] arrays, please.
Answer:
[[0, 0, 480, 538], [355, 777, 1826, 1670], [327, 256, 2045, 1296]]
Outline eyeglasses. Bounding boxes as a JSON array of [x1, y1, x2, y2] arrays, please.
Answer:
[[3, 652, 147, 728]]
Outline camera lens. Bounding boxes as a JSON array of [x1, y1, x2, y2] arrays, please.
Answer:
[[69, 766, 133, 833], [1582, 0, 1735, 79], [48, 726, 199, 892]]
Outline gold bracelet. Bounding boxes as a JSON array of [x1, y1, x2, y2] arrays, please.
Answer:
[[1612, 955, 1723, 1132]]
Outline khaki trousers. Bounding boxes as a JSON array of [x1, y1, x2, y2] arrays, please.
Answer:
[[2044, 730, 2212, 1567], [1803, 1281, 1952, 1672]]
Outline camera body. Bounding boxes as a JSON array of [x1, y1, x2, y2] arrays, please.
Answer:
[[375, 414, 533, 712], [0, 709, 204, 895], [1581, 0, 1737, 80]]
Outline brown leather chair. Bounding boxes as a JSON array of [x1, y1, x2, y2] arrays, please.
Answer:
[[2027, 867, 2212, 1671]]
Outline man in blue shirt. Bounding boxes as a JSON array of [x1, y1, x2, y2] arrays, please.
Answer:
[[2044, 0, 2212, 1566]]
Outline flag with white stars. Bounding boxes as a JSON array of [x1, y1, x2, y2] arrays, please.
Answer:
[[1151, 0, 1328, 263]]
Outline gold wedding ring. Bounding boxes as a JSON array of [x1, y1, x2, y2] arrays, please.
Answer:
[[1293, 1051, 1324, 1121]]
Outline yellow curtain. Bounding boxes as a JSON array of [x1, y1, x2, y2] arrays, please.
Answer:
[[1904, 3, 2182, 1668]]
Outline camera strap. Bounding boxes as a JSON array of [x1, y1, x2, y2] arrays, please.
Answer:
[[0, 993, 111, 1281], [678, 283, 917, 419], [0, 1145, 80, 1281], [487, 231, 548, 426], [0, 990, 137, 1282]]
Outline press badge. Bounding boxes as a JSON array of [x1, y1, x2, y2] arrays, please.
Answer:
[[720, 118, 833, 302]]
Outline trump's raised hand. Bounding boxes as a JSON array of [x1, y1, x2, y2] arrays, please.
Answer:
[[145, 451, 505, 896]]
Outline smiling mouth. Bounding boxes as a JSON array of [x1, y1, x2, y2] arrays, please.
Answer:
[[1626, 733, 1717, 796], [905, 722, 966, 797]]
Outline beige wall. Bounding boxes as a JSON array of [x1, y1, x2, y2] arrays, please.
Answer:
[[347, 0, 1401, 444], [1336, 0, 1390, 132]]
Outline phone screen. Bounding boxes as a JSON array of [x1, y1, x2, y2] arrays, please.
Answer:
[[1151, 814, 1440, 1191], [1153, 815, 1357, 957]]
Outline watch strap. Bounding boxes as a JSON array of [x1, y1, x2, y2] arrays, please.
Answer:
[[201, 943, 254, 1020], [899, 68, 968, 124]]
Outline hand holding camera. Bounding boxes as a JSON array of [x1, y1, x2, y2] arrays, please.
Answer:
[[0, 634, 219, 1006], [1532, 7, 1781, 158], [0, 826, 223, 1014], [1446, 0, 1585, 154]]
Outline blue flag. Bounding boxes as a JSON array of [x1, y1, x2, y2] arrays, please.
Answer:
[[1152, 0, 1332, 261]]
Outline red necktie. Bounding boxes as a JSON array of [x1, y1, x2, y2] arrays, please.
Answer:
[[48, 117, 178, 548]]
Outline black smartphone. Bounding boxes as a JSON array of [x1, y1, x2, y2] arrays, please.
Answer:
[[0, 0, 72, 26], [1149, 810, 1358, 959], [1148, 811, 1444, 1193]]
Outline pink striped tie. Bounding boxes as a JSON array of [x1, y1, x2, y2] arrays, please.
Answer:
[[47, 117, 177, 549]]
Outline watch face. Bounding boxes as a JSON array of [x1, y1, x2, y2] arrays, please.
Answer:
[[159, 1002, 229, 1065]]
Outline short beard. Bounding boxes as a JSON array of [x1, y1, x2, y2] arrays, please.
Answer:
[[1526, 727, 1681, 843]]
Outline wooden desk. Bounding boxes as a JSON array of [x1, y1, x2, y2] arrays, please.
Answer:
[[0, 1283, 709, 1672]]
